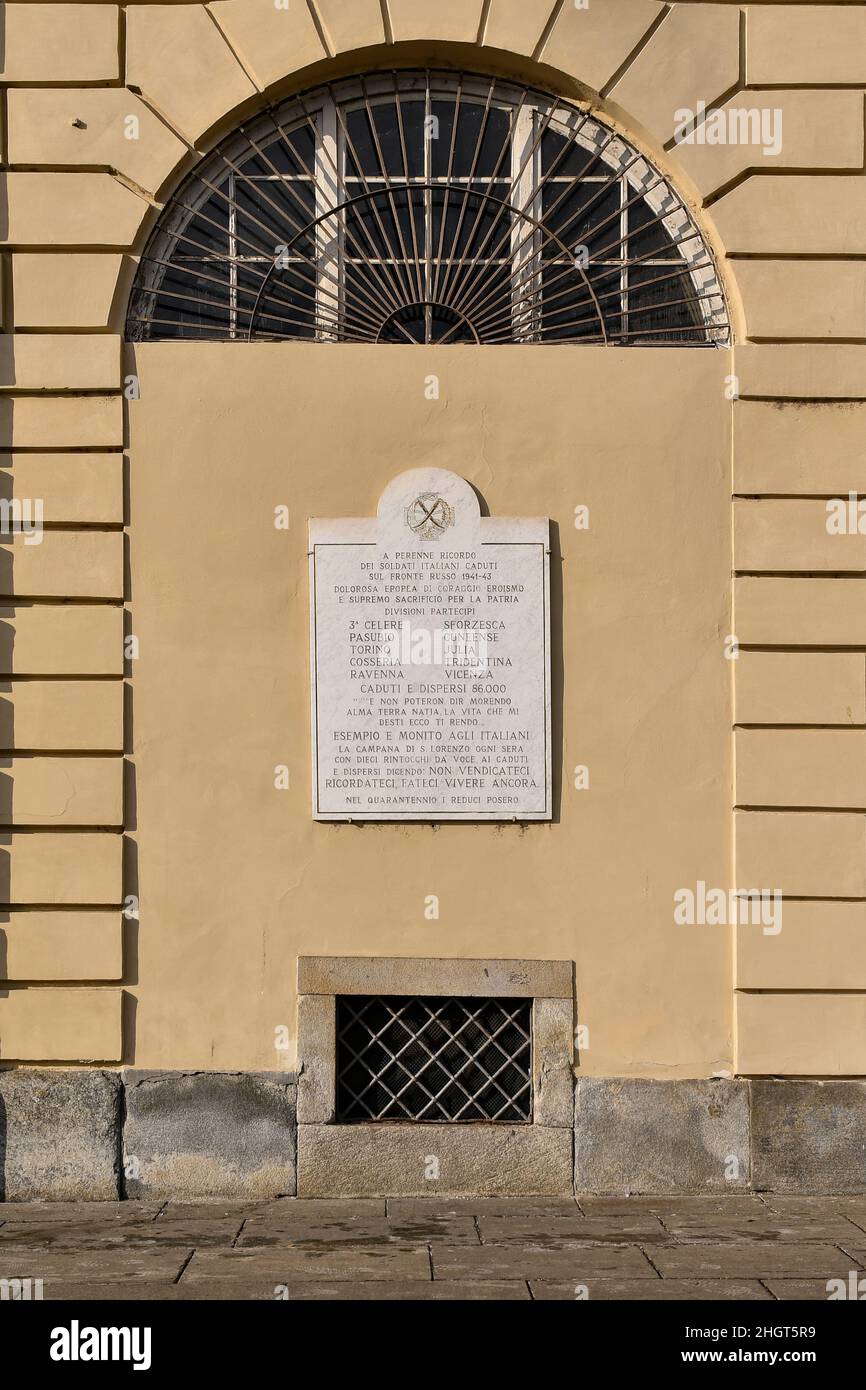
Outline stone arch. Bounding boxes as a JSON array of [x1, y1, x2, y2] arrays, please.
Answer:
[[124, 69, 730, 347], [109, 3, 762, 340]]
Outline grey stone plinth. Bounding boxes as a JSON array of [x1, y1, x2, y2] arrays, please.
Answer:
[[752, 1080, 866, 1193], [297, 995, 335, 1124], [298, 1123, 573, 1197], [298, 956, 572, 998], [122, 1071, 296, 1199], [0, 1068, 121, 1200], [532, 998, 574, 1127], [575, 1078, 751, 1194]]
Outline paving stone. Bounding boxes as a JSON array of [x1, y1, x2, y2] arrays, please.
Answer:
[[5, 1195, 864, 1300], [530, 1280, 773, 1300], [576, 1078, 750, 1193], [659, 1215, 860, 1243], [152, 1202, 272, 1222], [41, 1281, 282, 1301], [387, 1197, 580, 1219], [378, 1218, 482, 1244], [155, 1197, 387, 1221], [237, 1217, 480, 1246], [0, 1202, 162, 1224], [271, 1280, 527, 1300], [0, 1249, 192, 1281], [431, 1244, 658, 1279], [578, 1195, 764, 1217], [42, 1279, 530, 1300], [476, 1214, 668, 1245], [766, 1278, 866, 1301], [182, 1245, 431, 1281], [219, 1198, 388, 1220], [651, 1243, 855, 1279], [761, 1195, 866, 1223], [0, 1219, 244, 1248]]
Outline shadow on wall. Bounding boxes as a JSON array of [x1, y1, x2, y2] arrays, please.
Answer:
[[0, 536, 13, 1201], [467, 480, 565, 819], [0, 0, 12, 1202], [549, 520, 564, 821], [123, 351, 137, 1065], [0, 11, 7, 249]]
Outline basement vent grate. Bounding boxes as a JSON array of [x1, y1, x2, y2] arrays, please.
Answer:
[[335, 995, 532, 1123]]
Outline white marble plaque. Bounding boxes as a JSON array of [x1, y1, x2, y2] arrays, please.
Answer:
[[309, 469, 551, 821]]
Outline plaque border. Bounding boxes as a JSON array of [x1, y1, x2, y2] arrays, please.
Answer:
[[308, 507, 552, 822]]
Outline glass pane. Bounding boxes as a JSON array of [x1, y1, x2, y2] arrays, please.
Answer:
[[627, 195, 675, 260], [260, 122, 316, 176], [172, 198, 230, 258], [542, 181, 621, 260], [430, 100, 511, 178], [345, 107, 382, 178], [252, 260, 317, 339], [433, 184, 512, 259], [540, 263, 620, 341], [148, 261, 231, 338], [627, 263, 704, 340], [542, 128, 600, 178], [344, 187, 425, 259]]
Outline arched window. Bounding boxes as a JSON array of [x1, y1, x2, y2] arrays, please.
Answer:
[[127, 71, 729, 347]]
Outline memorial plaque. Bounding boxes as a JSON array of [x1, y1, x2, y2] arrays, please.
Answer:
[[309, 468, 551, 821]]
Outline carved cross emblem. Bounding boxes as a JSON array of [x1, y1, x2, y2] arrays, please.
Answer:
[[405, 493, 455, 540]]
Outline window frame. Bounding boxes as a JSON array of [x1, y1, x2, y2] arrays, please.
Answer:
[[127, 71, 729, 347]]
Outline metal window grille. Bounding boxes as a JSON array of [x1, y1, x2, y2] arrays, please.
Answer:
[[127, 70, 729, 347], [335, 995, 533, 1123]]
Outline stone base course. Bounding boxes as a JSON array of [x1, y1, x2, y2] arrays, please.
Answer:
[[0, 1069, 120, 1201], [1, 1072, 866, 1198], [121, 1071, 297, 1200]]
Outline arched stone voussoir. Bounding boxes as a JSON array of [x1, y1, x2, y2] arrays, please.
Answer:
[[541, 0, 665, 95], [482, 0, 558, 60], [605, 4, 741, 149], [387, 0, 486, 46], [7, 89, 188, 202], [211, 0, 328, 92], [126, 4, 257, 145], [314, 0, 387, 54]]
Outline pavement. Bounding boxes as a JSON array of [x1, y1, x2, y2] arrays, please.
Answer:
[[1, 1193, 865, 1300]]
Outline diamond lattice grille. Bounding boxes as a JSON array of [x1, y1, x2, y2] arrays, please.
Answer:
[[335, 995, 533, 1123]]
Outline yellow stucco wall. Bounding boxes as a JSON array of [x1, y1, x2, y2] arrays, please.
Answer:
[[0, 0, 864, 1077], [124, 343, 732, 1075]]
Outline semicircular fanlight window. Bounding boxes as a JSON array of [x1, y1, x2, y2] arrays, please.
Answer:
[[126, 71, 729, 347]]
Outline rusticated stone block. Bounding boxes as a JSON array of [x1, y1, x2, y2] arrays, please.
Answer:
[[752, 1080, 866, 1194], [298, 1122, 572, 1197], [0, 1068, 121, 1200], [575, 1078, 751, 1193], [122, 1071, 296, 1199]]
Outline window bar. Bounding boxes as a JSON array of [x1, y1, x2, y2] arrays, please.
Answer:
[[127, 71, 729, 348], [315, 104, 339, 341]]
